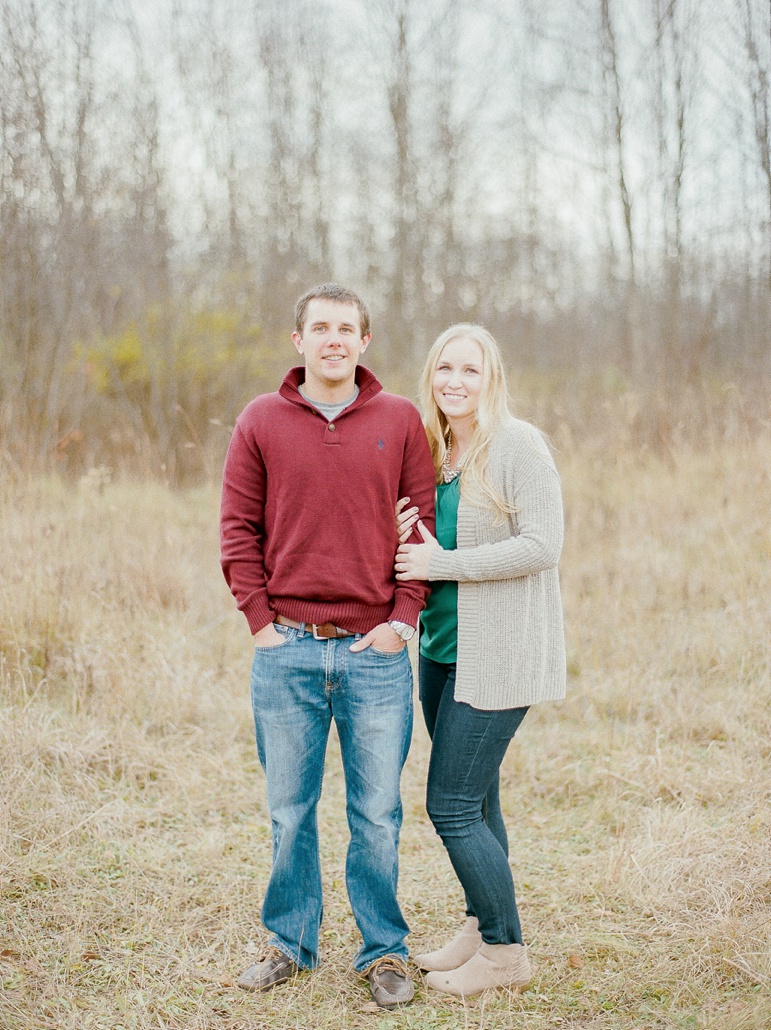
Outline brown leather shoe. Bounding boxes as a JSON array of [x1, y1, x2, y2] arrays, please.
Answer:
[[365, 955, 414, 1008], [236, 947, 299, 991]]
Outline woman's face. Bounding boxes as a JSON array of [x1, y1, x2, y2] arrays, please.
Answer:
[[432, 336, 484, 424]]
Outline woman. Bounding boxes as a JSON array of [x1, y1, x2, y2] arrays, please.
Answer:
[[395, 324, 566, 998]]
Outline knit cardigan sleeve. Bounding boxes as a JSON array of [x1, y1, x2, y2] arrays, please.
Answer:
[[427, 420, 563, 583]]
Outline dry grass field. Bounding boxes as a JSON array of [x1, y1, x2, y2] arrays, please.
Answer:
[[1, 414, 769, 1029]]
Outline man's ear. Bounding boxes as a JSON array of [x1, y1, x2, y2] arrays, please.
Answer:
[[360, 333, 372, 354], [292, 331, 304, 355]]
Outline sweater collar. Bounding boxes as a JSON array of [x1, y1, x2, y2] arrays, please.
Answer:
[[279, 365, 383, 411]]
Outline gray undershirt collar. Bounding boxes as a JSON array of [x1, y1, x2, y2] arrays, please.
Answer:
[[299, 384, 359, 422]]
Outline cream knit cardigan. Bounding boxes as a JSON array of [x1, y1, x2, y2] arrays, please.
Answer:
[[427, 417, 567, 711]]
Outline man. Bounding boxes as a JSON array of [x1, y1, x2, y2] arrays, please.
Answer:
[[219, 283, 436, 1009]]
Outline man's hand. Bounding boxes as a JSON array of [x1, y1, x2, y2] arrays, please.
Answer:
[[253, 622, 286, 647], [349, 622, 407, 653]]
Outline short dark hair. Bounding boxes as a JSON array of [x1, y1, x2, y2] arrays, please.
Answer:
[[294, 283, 371, 338]]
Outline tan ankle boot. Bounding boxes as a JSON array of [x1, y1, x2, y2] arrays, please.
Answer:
[[425, 941, 532, 997], [414, 917, 481, 972]]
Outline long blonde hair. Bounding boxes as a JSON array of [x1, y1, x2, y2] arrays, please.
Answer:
[[419, 323, 515, 515]]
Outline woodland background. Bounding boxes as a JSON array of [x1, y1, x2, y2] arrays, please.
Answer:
[[1, 0, 769, 480]]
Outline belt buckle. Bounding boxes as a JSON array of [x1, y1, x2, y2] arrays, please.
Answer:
[[312, 623, 331, 640]]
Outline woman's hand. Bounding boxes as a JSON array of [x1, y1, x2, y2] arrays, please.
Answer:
[[395, 520, 440, 580], [395, 496, 420, 544]]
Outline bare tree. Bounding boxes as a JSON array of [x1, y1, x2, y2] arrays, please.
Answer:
[[649, 0, 702, 382], [362, 0, 495, 363], [599, 0, 639, 375], [738, 0, 771, 285], [253, 0, 335, 338], [0, 0, 102, 463], [170, 0, 253, 267]]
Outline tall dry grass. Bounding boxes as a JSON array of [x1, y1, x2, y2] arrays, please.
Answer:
[[1, 414, 769, 1029]]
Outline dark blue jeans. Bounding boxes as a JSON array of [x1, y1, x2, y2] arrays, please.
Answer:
[[420, 655, 528, 945]]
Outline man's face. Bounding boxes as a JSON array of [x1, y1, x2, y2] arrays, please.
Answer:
[[292, 299, 371, 400]]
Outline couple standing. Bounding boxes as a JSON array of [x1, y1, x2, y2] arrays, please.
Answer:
[[219, 283, 566, 1008]]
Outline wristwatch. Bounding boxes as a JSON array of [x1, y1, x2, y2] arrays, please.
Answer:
[[388, 620, 416, 641]]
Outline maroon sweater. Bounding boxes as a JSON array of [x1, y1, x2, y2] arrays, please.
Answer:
[[220, 366, 436, 635]]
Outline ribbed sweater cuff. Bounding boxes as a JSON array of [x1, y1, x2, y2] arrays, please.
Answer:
[[388, 595, 423, 630], [241, 597, 274, 635]]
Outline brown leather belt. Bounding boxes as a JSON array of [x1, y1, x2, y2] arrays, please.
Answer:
[[274, 614, 356, 639]]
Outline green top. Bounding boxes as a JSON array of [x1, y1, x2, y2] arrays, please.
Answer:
[[419, 477, 460, 663]]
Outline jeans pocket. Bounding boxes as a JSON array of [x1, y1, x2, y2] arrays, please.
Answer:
[[368, 643, 408, 659], [253, 625, 294, 651]]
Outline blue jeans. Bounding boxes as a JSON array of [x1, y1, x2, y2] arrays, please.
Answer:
[[250, 623, 413, 971], [420, 655, 528, 945]]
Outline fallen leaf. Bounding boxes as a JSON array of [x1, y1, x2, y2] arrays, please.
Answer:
[[568, 954, 585, 969]]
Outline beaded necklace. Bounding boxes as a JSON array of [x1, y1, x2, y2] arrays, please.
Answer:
[[441, 433, 467, 483]]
